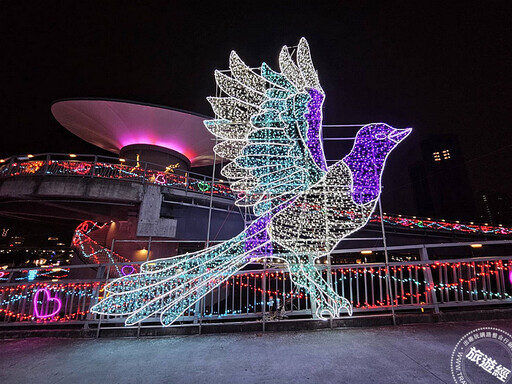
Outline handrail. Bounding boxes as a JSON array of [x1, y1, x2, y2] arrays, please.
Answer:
[[332, 239, 512, 255], [329, 254, 512, 269], [0, 152, 213, 182], [0, 152, 236, 200], [2, 254, 512, 275]]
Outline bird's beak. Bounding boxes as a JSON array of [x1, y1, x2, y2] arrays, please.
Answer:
[[389, 128, 412, 143]]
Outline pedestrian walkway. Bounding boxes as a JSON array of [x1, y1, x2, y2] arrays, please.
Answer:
[[1, 319, 511, 383]]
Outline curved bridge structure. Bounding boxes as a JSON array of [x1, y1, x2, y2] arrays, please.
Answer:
[[1, 153, 509, 230], [0, 153, 236, 220]]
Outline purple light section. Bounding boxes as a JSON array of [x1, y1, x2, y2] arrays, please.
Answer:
[[33, 288, 62, 319], [343, 124, 409, 205], [244, 215, 273, 257], [243, 200, 294, 257], [305, 89, 327, 171]]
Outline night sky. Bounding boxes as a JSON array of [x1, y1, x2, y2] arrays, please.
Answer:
[[1, 1, 510, 218]]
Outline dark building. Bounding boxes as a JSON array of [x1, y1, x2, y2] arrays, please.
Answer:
[[409, 134, 475, 221], [477, 190, 512, 226]]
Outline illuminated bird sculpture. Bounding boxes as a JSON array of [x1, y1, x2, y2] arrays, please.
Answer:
[[91, 38, 411, 325]]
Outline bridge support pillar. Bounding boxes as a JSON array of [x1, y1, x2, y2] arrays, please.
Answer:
[[136, 185, 177, 238]]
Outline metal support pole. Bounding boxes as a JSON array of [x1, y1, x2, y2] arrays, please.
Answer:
[[420, 246, 440, 314], [96, 239, 115, 338], [142, 161, 148, 185], [327, 253, 334, 328], [262, 258, 267, 332], [206, 82, 221, 248], [378, 197, 396, 326], [7, 157, 15, 176], [90, 155, 97, 178], [309, 254, 318, 319], [85, 263, 107, 330], [195, 297, 203, 335], [42, 154, 50, 175], [206, 140, 217, 248], [137, 236, 152, 338], [193, 298, 200, 325]]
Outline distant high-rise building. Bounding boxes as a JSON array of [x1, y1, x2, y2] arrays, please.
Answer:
[[409, 134, 475, 220], [477, 190, 511, 226]]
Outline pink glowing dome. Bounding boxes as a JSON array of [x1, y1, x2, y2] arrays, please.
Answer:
[[51, 98, 216, 166]]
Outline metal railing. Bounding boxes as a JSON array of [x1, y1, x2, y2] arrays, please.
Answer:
[[0, 153, 235, 200], [1, 240, 511, 330]]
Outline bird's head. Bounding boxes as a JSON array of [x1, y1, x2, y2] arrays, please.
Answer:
[[354, 123, 412, 156], [342, 123, 412, 205]]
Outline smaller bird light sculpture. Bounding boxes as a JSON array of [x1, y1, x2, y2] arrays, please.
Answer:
[[91, 38, 411, 325]]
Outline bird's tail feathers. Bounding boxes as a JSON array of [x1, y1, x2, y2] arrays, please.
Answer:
[[103, 234, 245, 296], [91, 228, 269, 326]]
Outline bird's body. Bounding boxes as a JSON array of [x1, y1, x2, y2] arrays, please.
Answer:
[[91, 38, 411, 325]]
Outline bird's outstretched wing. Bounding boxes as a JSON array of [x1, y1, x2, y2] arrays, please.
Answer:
[[204, 38, 328, 216]]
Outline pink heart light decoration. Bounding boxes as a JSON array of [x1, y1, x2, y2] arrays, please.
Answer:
[[33, 288, 62, 319], [154, 172, 166, 185]]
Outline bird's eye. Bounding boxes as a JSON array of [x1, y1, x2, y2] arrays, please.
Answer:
[[375, 133, 386, 140]]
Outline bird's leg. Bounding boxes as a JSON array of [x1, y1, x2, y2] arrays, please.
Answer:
[[287, 256, 352, 319], [307, 265, 353, 318]]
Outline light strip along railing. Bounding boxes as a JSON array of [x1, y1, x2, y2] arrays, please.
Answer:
[[1, 241, 512, 327], [328, 256, 511, 311], [0, 153, 235, 200]]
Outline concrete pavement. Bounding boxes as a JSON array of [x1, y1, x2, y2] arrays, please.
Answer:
[[2, 319, 512, 384]]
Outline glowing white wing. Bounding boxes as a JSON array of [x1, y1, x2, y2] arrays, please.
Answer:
[[204, 38, 328, 216]]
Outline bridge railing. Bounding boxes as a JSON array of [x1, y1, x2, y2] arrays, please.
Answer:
[[0, 153, 236, 200], [1, 153, 511, 236], [1, 240, 511, 328]]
